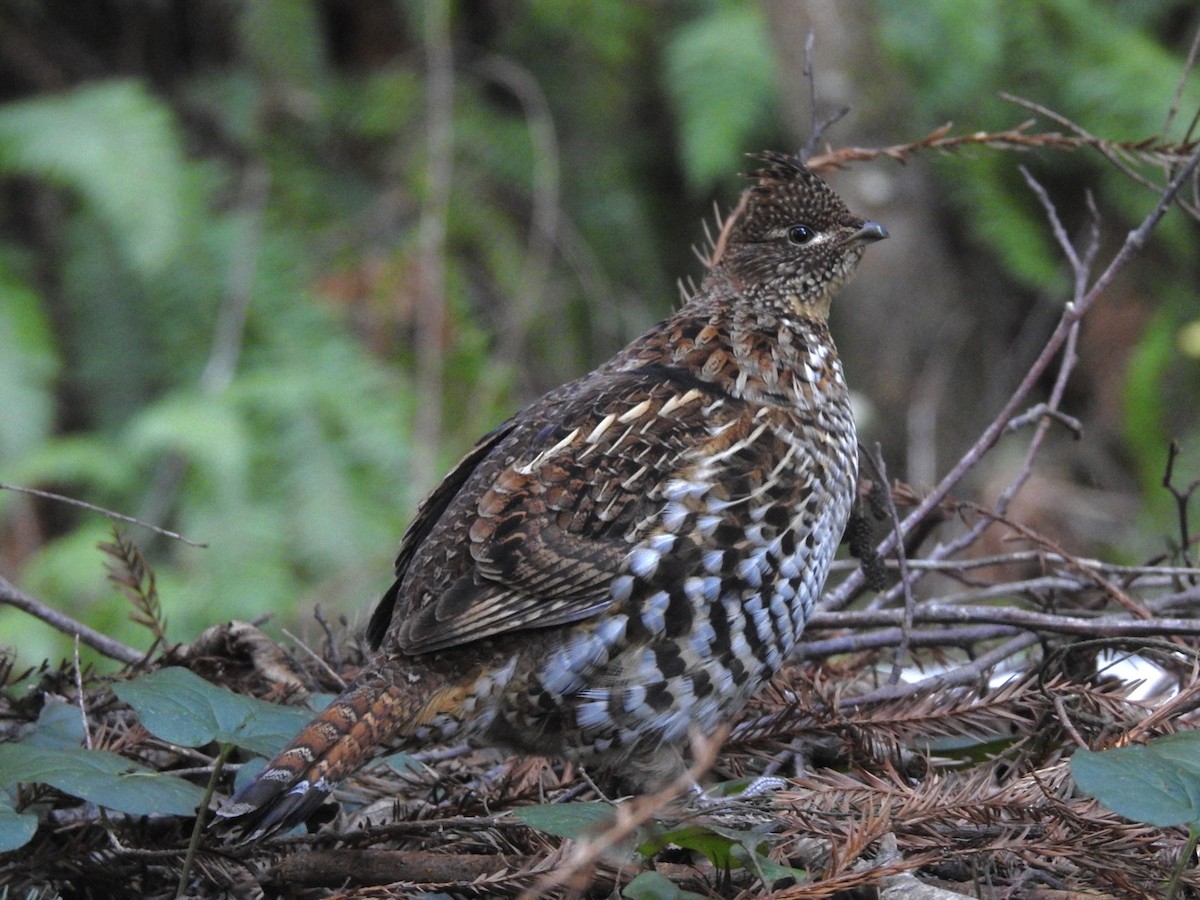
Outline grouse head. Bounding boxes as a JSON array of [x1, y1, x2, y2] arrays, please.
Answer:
[[719, 152, 887, 317]]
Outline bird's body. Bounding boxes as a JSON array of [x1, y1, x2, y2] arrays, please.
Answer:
[[215, 153, 886, 840]]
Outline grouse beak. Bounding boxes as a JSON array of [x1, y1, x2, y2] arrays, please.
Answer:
[[844, 221, 888, 247]]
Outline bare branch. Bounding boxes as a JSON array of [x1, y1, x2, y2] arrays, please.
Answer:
[[474, 54, 561, 369], [806, 118, 1200, 173], [0, 482, 207, 548], [411, 0, 454, 494], [843, 634, 1042, 707], [861, 445, 915, 684], [1163, 440, 1200, 576], [812, 605, 1200, 639], [1162, 25, 1200, 144], [0, 574, 143, 666]]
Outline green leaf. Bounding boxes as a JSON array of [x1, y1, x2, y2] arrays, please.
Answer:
[[622, 870, 707, 900], [0, 744, 203, 817], [1072, 733, 1200, 828], [639, 823, 738, 869], [511, 801, 615, 839], [1144, 732, 1200, 779], [373, 751, 420, 776], [26, 698, 87, 750], [114, 667, 314, 756], [664, 6, 779, 192], [237, 0, 326, 88], [233, 758, 268, 794], [639, 821, 806, 888], [729, 841, 807, 888], [0, 791, 39, 853], [0, 80, 185, 277]]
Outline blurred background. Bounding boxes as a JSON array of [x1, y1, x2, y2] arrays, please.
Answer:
[[0, 0, 1197, 670]]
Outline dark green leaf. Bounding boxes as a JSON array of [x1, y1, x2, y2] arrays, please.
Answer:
[[0, 793, 38, 853], [1143, 732, 1200, 779], [664, 6, 778, 192], [511, 801, 615, 839], [0, 744, 203, 817], [27, 698, 87, 750], [621, 870, 707, 900], [637, 820, 806, 888], [729, 841, 807, 888], [638, 823, 738, 868], [1072, 733, 1200, 827], [114, 666, 314, 756]]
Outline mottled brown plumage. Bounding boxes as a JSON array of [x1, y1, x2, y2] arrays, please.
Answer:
[[214, 152, 886, 840]]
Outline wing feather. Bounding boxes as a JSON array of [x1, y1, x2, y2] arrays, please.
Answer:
[[372, 370, 738, 655]]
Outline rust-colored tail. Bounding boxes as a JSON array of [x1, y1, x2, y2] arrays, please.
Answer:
[[212, 675, 415, 841]]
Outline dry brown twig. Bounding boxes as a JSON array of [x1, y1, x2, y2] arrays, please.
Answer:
[[808, 116, 1200, 194]]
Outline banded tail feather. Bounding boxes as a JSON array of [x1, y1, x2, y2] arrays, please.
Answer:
[[212, 676, 414, 841]]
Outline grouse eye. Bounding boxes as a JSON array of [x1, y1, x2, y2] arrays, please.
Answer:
[[787, 224, 814, 245]]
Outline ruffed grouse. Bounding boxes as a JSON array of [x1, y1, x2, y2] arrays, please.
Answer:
[[215, 152, 886, 840]]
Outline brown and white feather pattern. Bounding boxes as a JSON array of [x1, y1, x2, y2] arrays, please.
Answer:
[[214, 151, 885, 840]]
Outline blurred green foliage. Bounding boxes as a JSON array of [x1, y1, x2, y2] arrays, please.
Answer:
[[665, 4, 781, 191], [881, 0, 1200, 286], [0, 0, 1196, 669]]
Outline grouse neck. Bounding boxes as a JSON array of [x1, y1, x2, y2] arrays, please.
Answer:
[[708, 303, 846, 409], [609, 298, 847, 412]]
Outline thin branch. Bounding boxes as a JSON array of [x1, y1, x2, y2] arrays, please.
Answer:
[[1162, 25, 1200, 141], [1050, 690, 1088, 748], [1163, 440, 1200, 576], [281, 627, 346, 690], [0, 482, 207, 548], [800, 28, 849, 162], [808, 110, 1200, 224], [474, 54, 561, 370], [1148, 586, 1200, 613], [73, 635, 92, 749], [965, 504, 1152, 620], [802, 28, 819, 161], [1020, 165, 1081, 271], [842, 634, 1042, 707], [0, 574, 143, 665], [811, 606, 1200, 638], [521, 728, 725, 898], [1002, 403, 1082, 437], [1001, 95, 1163, 195], [806, 119, 1200, 173], [411, 0, 454, 493], [861, 445, 915, 684], [870, 172, 1093, 607], [796, 623, 1022, 659], [137, 162, 270, 531], [312, 605, 342, 671], [829, 550, 1200, 580]]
